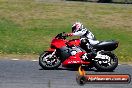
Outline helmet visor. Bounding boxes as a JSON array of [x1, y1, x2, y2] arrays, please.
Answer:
[[72, 26, 76, 32]]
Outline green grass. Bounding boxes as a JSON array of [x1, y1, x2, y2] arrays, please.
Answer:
[[0, 0, 131, 62]]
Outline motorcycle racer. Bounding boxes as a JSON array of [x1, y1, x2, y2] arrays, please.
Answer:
[[66, 22, 99, 59]]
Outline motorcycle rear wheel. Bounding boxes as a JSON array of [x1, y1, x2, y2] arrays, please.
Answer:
[[39, 52, 61, 70], [94, 52, 118, 72]]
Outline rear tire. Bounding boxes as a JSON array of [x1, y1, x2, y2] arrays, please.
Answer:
[[94, 52, 118, 72], [39, 52, 61, 70]]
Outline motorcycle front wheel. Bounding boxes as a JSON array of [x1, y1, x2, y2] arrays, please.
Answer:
[[39, 52, 61, 70], [94, 52, 118, 72]]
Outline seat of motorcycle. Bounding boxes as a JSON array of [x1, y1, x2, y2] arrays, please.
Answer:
[[91, 40, 117, 48]]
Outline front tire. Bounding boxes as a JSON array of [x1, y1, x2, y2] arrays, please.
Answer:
[[94, 52, 118, 71], [39, 52, 61, 70]]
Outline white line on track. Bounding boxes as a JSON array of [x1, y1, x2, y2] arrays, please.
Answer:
[[11, 59, 19, 61], [31, 60, 38, 62], [10, 59, 38, 61]]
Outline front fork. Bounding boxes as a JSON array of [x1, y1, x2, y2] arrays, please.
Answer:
[[49, 49, 56, 58]]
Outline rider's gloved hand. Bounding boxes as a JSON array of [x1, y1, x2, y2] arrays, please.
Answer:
[[65, 33, 73, 37]]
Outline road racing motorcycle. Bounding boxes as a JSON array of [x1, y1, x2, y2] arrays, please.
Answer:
[[39, 32, 119, 71]]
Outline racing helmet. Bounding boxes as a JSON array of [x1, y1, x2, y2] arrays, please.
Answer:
[[72, 22, 84, 32]]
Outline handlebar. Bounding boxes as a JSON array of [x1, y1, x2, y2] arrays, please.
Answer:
[[55, 32, 68, 39]]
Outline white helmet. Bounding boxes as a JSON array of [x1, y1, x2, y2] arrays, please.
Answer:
[[72, 22, 84, 32]]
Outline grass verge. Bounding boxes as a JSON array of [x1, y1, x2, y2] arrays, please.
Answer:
[[0, 0, 131, 63]]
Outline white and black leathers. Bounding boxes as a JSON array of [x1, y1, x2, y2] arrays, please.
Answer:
[[72, 27, 99, 46]]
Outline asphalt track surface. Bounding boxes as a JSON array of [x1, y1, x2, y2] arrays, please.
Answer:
[[0, 59, 131, 88]]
